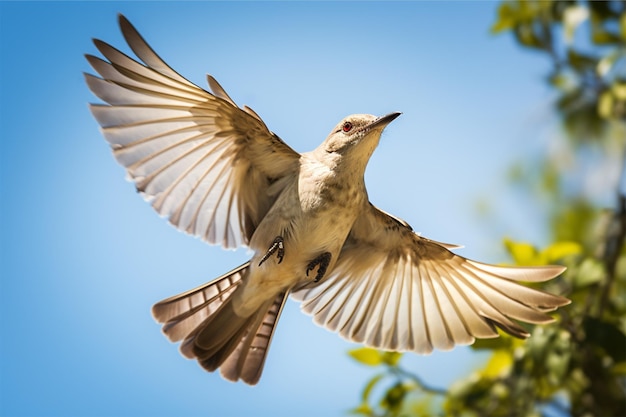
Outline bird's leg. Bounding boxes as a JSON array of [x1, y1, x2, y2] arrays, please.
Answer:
[[258, 236, 285, 266], [306, 252, 332, 283]]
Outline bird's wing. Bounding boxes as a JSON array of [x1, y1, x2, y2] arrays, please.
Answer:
[[85, 15, 300, 248], [292, 203, 570, 353]]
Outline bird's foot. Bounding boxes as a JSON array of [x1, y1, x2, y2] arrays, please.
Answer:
[[258, 236, 285, 266], [306, 252, 332, 283]]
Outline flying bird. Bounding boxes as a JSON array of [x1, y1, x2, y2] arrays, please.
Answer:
[[85, 14, 570, 385]]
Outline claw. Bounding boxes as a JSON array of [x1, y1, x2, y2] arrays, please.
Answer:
[[258, 236, 285, 266], [306, 252, 332, 283]]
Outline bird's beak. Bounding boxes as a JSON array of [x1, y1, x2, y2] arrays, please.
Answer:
[[368, 112, 402, 130]]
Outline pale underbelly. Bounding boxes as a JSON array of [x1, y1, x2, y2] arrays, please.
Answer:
[[232, 209, 355, 316]]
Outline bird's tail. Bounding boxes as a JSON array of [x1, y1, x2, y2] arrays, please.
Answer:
[[152, 262, 288, 385]]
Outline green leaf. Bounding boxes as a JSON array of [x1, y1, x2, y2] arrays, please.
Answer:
[[551, 199, 598, 243], [409, 394, 438, 417], [349, 347, 383, 366], [611, 81, 626, 100], [567, 49, 598, 71], [542, 241, 583, 262], [514, 24, 544, 49], [556, 87, 585, 112], [564, 367, 590, 396], [504, 238, 540, 265], [548, 72, 574, 91], [598, 90, 614, 119], [563, 5, 589, 44], [362, 374, 385, 403], [506, 239, 581, 267], [592, 29, 622, 45], [562, 99, 606, 141], [349, 403, 373, 416], [480, 350, 513, 378], [573, 257, 605, 288], [491, 2, 516, 34], [380, 382, 407, 411], [382, 351, 403, 367], [611, 361, 626, 376], [448, 374, 491, 404], [545, 333, 572, 385], [596, 50, 621, 77]]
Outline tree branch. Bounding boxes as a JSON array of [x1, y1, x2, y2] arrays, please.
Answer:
[[597, 193, 626, 316]]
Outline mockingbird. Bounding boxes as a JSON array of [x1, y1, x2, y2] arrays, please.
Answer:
[[85, 15, 570, 385]]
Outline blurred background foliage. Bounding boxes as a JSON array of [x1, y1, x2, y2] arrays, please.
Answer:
[[348, 1, 625, 416]]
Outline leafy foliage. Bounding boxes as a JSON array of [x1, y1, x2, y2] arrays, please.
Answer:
[[348, 2, 625, 416], [492, 0, 626, 139], [348, 347, 446, 417]]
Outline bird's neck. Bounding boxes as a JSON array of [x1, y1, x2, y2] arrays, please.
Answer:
[[306, 148, 369, 181], [299, 152, 367, 204]]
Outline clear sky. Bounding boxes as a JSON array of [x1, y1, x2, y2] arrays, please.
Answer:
[[1, 2, 559, 416]]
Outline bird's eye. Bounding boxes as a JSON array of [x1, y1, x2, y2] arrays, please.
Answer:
[[342, 122, 353, 132]]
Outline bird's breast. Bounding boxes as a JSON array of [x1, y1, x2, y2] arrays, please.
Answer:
[[239, 161, 365, 310]]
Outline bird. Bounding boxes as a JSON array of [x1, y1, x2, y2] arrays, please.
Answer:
[[85, 14, 571, 385]]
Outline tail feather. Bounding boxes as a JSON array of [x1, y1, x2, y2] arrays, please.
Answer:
[[184, 301, 253, 361], [191, 292, 288, 385], [152, 262, 248, 342], [220, 292, 288, 384], [152, 262, 288, 385]]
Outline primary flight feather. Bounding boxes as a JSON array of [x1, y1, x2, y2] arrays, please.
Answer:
[[86, 14, 570, 385]]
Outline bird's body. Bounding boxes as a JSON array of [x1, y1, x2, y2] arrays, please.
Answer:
[[220, 115, 377, 312], [236, 150, 364, 315], [86, 15, 571, 386]]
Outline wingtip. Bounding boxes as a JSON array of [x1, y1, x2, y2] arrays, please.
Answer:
[[151, 299, 174, 324], [470, 261, 568, 283], [206, 74, 237, 106], [118, 13, 134, 38], [117, 13, 141, 46], [552, 295, 572, 308], [220, 368, 260, 386], [84, 53, 102, 70], [151, 302, 164, 323], [91, 37, 107, 52], [532, 264, 567, 281], [117, 13, 129, 27], [485, 317, 531, 339]]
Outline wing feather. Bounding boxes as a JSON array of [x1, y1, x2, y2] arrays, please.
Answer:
[[86, 15, 300, 248], [293, 204, 570, 353], [118, 15, 194, 86]]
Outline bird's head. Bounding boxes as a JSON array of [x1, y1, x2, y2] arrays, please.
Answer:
[[319, 113, 401, 170]]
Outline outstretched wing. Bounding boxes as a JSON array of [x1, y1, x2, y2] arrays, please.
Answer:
[[292, 204, 570, 353], [85, 15, 300, 248]]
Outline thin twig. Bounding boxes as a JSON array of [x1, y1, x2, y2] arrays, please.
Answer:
[[391, 367, 448, 396], [597, 193, 626, 316]]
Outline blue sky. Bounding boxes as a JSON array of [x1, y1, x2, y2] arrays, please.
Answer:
[[1, 2, 560, 416]]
